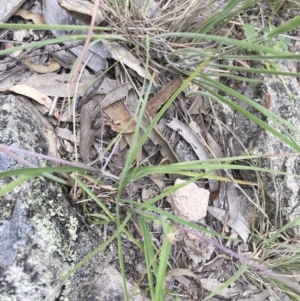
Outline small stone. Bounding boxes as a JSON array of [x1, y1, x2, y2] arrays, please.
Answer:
[[167, 179, 209, 222]]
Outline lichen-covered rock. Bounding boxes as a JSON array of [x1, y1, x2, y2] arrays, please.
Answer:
[[216, 62, 300, 233], [0, 94, 78, 301], [0, 94, 148, 301]]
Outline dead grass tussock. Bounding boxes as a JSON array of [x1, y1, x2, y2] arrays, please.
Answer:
[[99, 0, 222, 72]]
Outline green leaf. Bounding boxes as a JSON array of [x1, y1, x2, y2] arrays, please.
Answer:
[[243, 23, 258, 42]]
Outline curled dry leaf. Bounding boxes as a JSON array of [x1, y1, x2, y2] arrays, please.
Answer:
[[79, 98, 100, 163], [106, 116, 136, 134], [146, 78, 182, 117], [104, 102, 142, 163], [22, 57, 61, 74], [103, 41, 150, 79], [101, 82, 132, 108], [165, 268, 199, 285], [15, 9, 45, 24], [150, 176, 165, 193], [1, 84, 59, 119]]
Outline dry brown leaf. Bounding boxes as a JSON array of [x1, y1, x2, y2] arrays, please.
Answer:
[[79, 82, 132, 162], [103, 41, 150, 79], [79, 98, 102, 162], [146, 78, 182, 117], [22, 57, 61, 74], [104, 102, 141, 162], [1, 84, 59, 119], [15, 9, 45, 24], [106, 116, 136, 134], [150, 177, 165, 193], [125, 90, 178, 163]]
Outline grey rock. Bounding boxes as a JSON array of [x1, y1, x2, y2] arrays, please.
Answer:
[[216, 62, 300, 233], [0, 94, 78, 301], [0, 0, 26, 23]]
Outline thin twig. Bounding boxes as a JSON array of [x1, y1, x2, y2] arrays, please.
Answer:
[[0, 144, 118, 179]]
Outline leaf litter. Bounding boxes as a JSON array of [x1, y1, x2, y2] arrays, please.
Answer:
[[0, 0, 287, 300]]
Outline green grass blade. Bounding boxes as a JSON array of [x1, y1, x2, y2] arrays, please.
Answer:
[[201, 77, 300, 135], [0, 175, 36, 197], [129, 161, 300, 182], [153, 218, 173, 301], [204, 89, 300, 152], [206, 63, 300, 77], [0, 34, 127, 56], [126, 199, 228, 239], [71, 174, 116, 221], [0, 23, 112, 31], [261, 218, 300, 261], [0, 166, 87, 177], [138, 218, 157, 300], [265, 16, 300, 39], [199, 0, 259, 34], [154, 32, 294, 56], [219, 54, 300, 60]]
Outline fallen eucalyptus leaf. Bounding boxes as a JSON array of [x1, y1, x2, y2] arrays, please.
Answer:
[[22, 57, 61, 74], [15, 9, 45, 24], [207, 206, 250, 243], [19, 74, 116, 97], [1, 84, 59, 119], [146, 78, 182, 117]]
